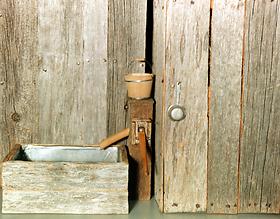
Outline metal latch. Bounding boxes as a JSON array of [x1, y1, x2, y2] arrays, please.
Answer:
[[131, 119, 152, 145]]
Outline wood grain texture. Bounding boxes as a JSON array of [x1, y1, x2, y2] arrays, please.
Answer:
[[3, 191, 128, 214], [0, 0, 39, 159], [128, 99, 153, 200], [153, 0, 166, 211], [2, 147, 129, 214], [37, 0, 108, 144], [163, 0, 209, 213], [208, 0, 245, 214], [0, 0, 109, 160], [239, 0, 280, 214], [107, 0, 147, 136]]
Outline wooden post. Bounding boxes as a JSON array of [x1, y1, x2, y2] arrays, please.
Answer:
[[127, 98, 153, 200]]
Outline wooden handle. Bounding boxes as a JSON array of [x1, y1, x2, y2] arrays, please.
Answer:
[[139, 128, 149, 176], [99, 128, 130, 149]]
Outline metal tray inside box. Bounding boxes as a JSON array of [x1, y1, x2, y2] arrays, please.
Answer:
[[17, 144, 119, 163]]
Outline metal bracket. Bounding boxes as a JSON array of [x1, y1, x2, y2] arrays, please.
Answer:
[[131, 119, 152, 145]]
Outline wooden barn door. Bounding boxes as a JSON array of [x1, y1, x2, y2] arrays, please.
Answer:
[[154, 0, 280, 214]]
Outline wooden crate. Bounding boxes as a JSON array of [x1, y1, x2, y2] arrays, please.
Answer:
[[2, 144, 128, 214]]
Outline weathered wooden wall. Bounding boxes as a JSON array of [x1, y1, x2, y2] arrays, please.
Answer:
[[154, 0, 280, 214], [0, 0, 147, 159], [240, 0, 280, 214], [208, 0, 244, 214], [107, 0, 147, 136]]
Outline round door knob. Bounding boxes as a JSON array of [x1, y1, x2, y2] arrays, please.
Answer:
[[168, 105, 186, 121]]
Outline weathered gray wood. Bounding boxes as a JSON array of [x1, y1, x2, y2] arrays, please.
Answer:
[[3, 161, 128, 192], [3, 191, 128, 214], [162, 0, 209, 213], [208, 0, 245, 214], [0, 0, 39, 158], [239, 0, 280, 214], [153, 0, 165, 212], [2, 145, 128, 214], [37, 0, 108, 144], [0, 0, 108, 159], [107, 0, 147, 136]]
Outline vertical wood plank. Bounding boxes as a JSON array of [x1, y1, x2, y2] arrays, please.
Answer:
[[240, 0, 280, 214], [208, 0, 245, 214], [0, 0, 39, 158], [37, 0, 108, 144], [107, 0, 147, 136], [153, 0, 166, 212], [163, 0, 209, 213]]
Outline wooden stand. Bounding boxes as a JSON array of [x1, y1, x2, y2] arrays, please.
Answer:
[[128, 98, 153, 200]]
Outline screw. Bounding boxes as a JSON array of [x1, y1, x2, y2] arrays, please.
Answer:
[[113, 59, 117, 63], [103, 58, 107, 62], [0, 14, 2, 17], [124, 104, 128, 110], [43, 68, 47, 72], [86, 59, 90, 62], [77, 62, 80, 65], [0, 81, 4, 85]]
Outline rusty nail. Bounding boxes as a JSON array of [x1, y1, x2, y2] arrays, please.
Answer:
[[248, 203, 251, 207], [210, 203, 214, 206], [172, 203, 178, 207], [196, 204, 200, 208], [86, 59, 90, 62], [113, 59, 117, 63], [226, 204, 230, 208], [103, 58, 107, 62], [0, 81, 4, 85], [254, 203, 257, 206], [234, 203, 237, 207], [124, 104, 128, 110], [191, 0, 195, 4], [43, 68, 47, 72], [0, 14, 2, 17]]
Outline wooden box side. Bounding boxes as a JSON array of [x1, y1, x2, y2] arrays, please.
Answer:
[[2, 145, 129, 214]]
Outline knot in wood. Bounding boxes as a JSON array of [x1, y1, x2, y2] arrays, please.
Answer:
[[11, 112, 21, 122]]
